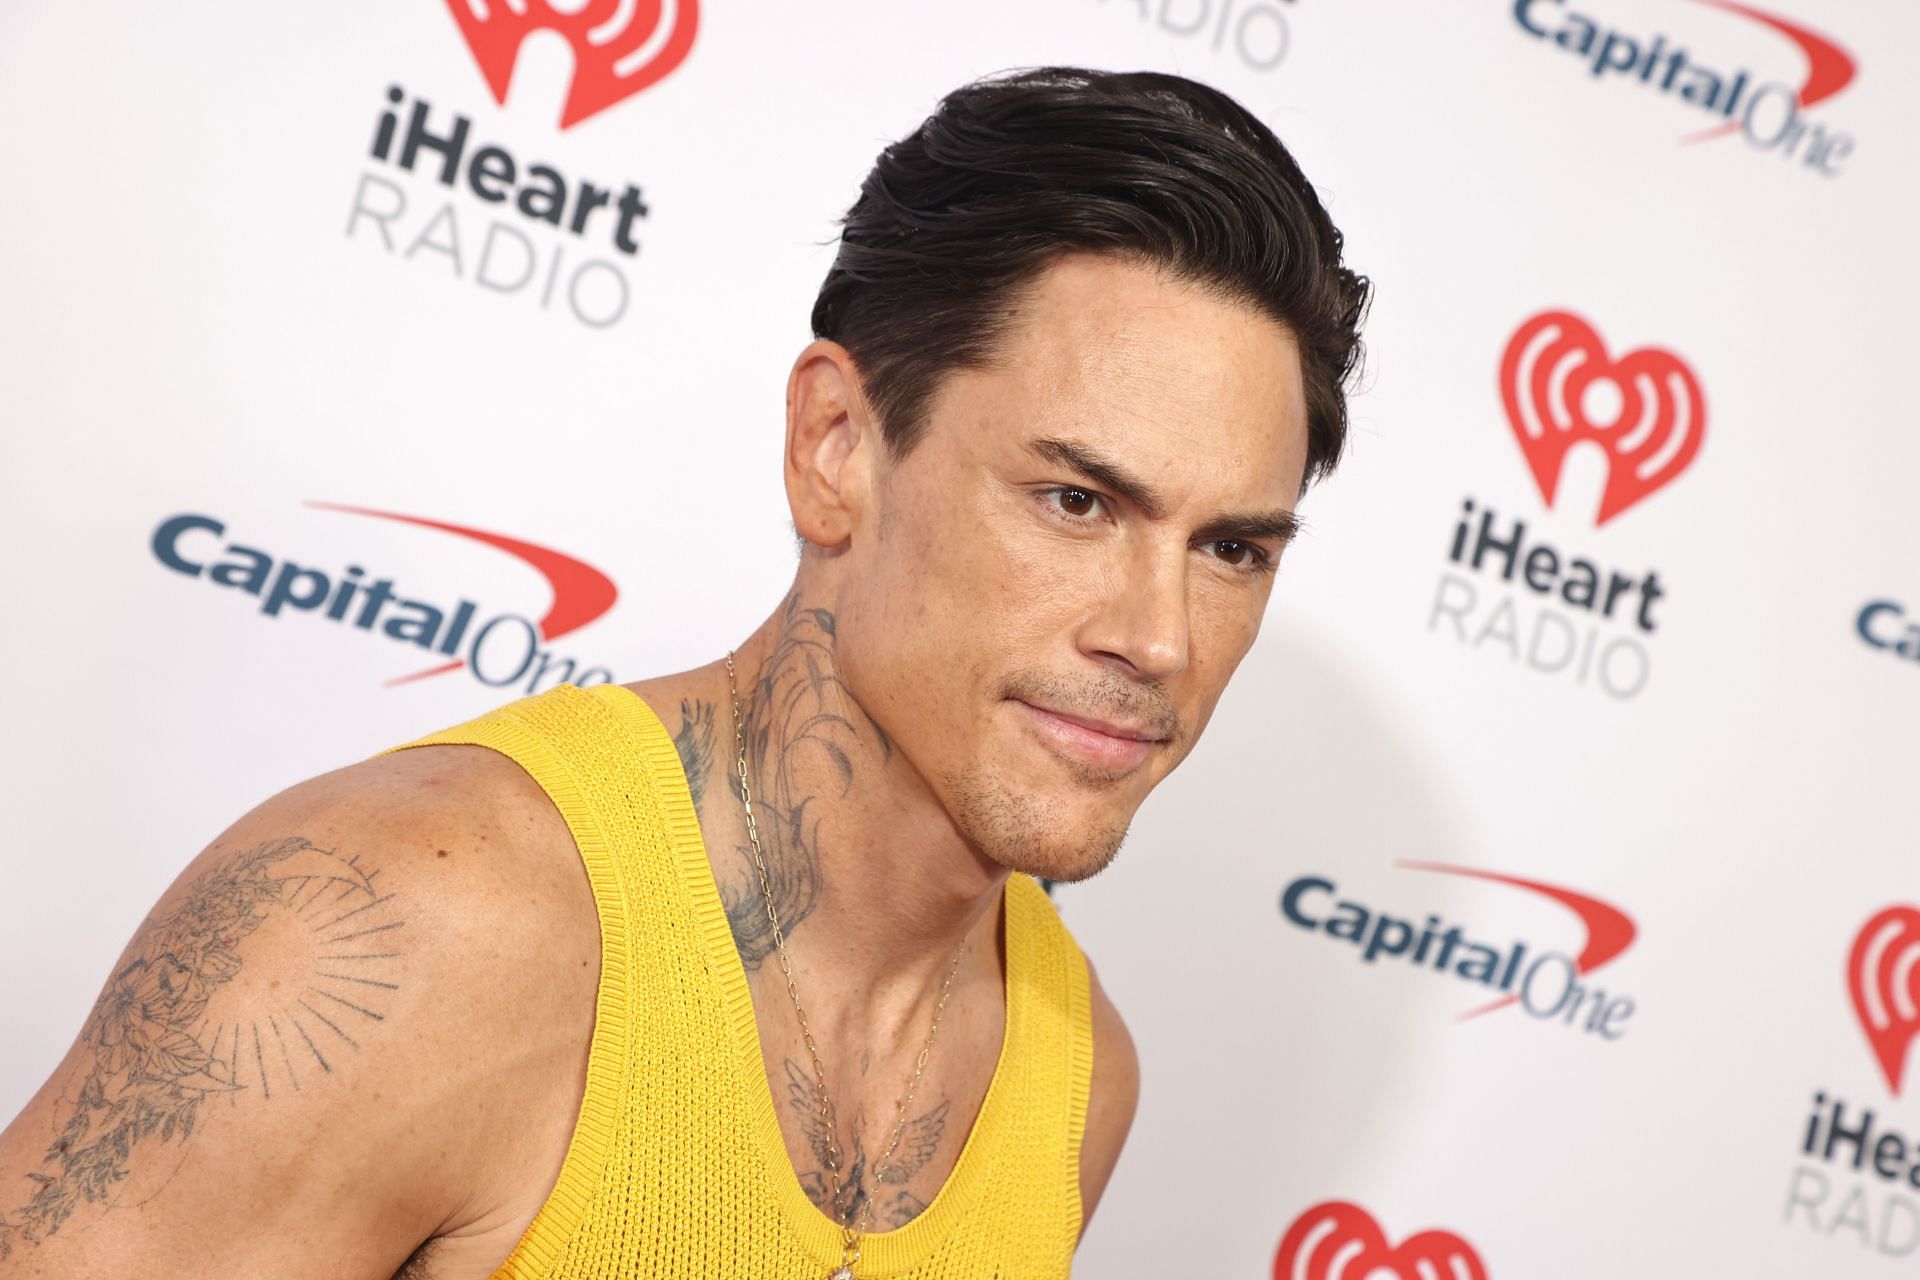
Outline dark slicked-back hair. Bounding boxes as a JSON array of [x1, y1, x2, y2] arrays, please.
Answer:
[[811, 66, 1372, 492]]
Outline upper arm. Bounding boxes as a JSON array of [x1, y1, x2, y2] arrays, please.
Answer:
[[0, 744, 596, 1279], [1077, 957, 1139, 1241]]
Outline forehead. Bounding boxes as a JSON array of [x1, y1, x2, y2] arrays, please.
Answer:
[[945, 252, 1310, 502]]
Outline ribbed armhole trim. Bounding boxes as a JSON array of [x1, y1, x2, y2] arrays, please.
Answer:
[[1061, 906, 1094, 1256], [375, 691, 634, 1280]]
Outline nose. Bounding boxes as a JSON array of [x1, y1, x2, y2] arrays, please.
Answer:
[[1076, 540, 1190, 682]]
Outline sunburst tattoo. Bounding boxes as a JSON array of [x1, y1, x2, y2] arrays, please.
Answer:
[[0, 836, 406, 1255]]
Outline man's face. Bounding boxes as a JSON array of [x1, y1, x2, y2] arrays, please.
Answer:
[[832, 252, 1312, 882]]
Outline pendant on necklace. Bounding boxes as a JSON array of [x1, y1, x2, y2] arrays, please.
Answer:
[[827, 1269, 855, 1280]]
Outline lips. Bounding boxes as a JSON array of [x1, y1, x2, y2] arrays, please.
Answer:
[[1014, 700, 1162, 773]]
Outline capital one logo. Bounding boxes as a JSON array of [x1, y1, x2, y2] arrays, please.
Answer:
[[1500, 311, 1705, 526], [1274, 1201, 1487, 1280], [1512, 0, 1857, 174], [1279, 863, 1639, 1038], [1849, 905, 1920, 1097], [152, 503, 620, 692], [446, 0, 700, 129]]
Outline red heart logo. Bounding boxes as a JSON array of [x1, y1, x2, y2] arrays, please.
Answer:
[[1848, 905, 1920, 1096], [1274, 1200, 1488, 1280], [1498, 310, 1705, 526], [447, 0, 700, 130]]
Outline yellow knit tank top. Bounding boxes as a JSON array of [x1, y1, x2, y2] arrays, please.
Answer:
[[379, 682, 1094, 1279]]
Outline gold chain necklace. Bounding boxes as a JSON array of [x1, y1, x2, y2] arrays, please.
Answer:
[[726, 650, 969, 1280]]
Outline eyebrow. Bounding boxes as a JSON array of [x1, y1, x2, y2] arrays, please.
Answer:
[[1193, 509, 1302, 546], [1025, 436, 1302, 546], [1028, 436, 1170, 519]]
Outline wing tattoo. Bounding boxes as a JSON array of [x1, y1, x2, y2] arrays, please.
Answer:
[[784, 1058, 839, 1170], [877, 1098, 950, 1184]]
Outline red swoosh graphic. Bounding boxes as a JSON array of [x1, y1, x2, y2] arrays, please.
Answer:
[[305, 502, 618, 685], [1397, 861, 1638, 1021], [1678, 0, 1856, 143]]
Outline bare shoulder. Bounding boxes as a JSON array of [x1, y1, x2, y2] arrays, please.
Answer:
[[0, 740, 598, 1278], [316, 738, 597, 938], [1078, 955, 1140, 1238]]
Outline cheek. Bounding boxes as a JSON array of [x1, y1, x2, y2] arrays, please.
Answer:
[[1179, 577, 1269, 715], [1195, 579, 1267, 660], [845, 484, 1104, 767], [836, 485, 1019, 740], [884, 484, 1074, 645], [881, 483, 1010, 630]]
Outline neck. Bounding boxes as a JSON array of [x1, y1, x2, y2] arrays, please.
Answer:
[[682, 589, 1010, 1016]]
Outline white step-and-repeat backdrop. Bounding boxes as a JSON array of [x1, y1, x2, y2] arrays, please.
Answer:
[[3, 1, 1917, 1275]]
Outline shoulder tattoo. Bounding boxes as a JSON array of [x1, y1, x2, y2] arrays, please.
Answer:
[[0, 835, 407, 1256]]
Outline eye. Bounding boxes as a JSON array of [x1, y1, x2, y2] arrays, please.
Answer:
[[1207, 540, 1275, 575], [1040, 486, 1107, 522]]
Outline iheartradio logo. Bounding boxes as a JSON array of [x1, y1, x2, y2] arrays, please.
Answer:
[[1849, 905, 1920, 1096], [1499, 310, 1705, 526], [1274, 1201, 1487, 1280], [447, 0, 700, 129]]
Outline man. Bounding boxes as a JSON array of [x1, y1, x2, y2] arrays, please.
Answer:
[[0, 66, 1368, 1279]]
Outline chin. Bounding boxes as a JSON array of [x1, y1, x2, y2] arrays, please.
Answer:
[[943, 767, 1135, 883], [1016, 837, 1130, 884]]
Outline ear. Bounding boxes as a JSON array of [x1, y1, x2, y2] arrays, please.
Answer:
[[784, 339, 878, 549]]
